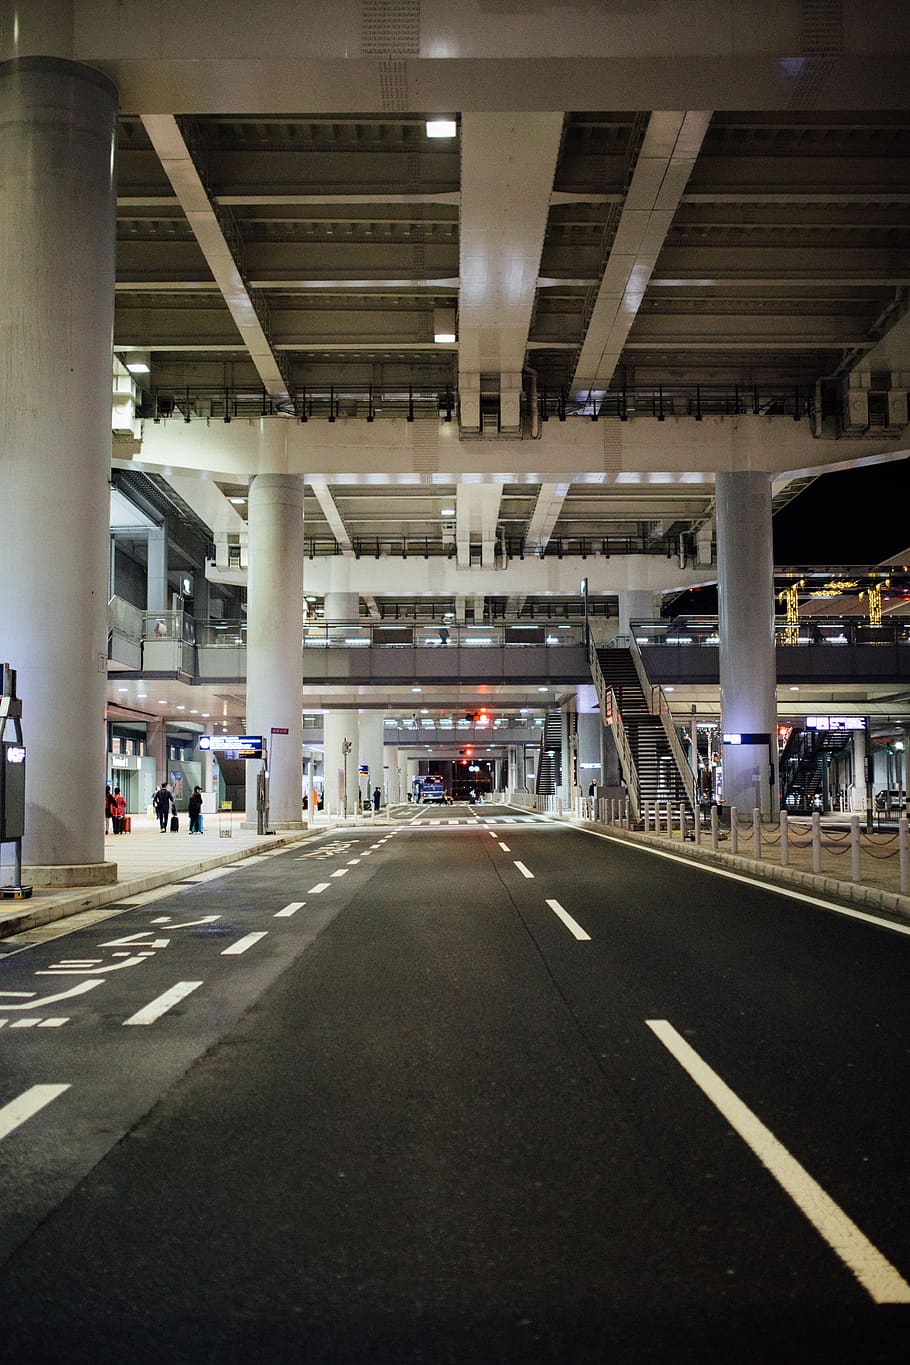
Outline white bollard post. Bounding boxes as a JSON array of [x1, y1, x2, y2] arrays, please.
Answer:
[[753, 808, 761, 861], [850, 814, 861, 883], [811, 810, 821, 874], [679, 802, 686, 842], [730, 806, 738, 855], [900, 817, 909, 897], [665, 802, 672, 838], [711, 804, 719, 850], [694, 801, 701, 845], [780, 811, 788, 866]]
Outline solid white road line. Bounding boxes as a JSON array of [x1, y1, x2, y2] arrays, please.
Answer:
[[330, 868, 348, 878], [545, 899, 592, 941], [222, 932, 268, 956], [514, 861, 534, 879], [309, 882, 331, 893], [499, 843, 511, 852], [274, 902, 305, 918], [0, 1085, 70, 1141], [123, 981, 203, 1026], [646, 1019, 910, 1304]]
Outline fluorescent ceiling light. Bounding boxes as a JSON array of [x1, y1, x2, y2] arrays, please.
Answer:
[[125, 360, 150, 374], [433, 307, 457, 343], [229, 496, 246, 505], [426, 119, 457, 138], [440, 507, 455, 516]]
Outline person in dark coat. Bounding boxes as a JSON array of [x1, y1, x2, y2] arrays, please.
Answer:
[[188, 785, 204, 834], [372, 786, 381, 812], [153, 783, 174, 832]]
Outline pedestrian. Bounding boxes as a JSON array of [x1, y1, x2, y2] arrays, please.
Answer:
[[153, 782, 174, 832], [439, 625, 449, 646], [104, 783, 115, 834], [112, 786, 127, 834], [188, 785, 204, 834], [469, 787, 477, 804], [372, 785, 381, 812], [588, 780, 596, 798]]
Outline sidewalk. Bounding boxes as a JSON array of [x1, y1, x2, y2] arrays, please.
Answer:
[[0, 812, 335, 941]]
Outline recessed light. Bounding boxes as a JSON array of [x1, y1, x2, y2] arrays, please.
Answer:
[[229, 496, 246, 505], [176, 705, 185, 710], [426, 119, 457, 138], [202, 713, 210, 718], [158, 700, 167, 705], [117, 687, 128, 692], [440, 507, 455, 516], [125, 360, 150, 374], [790, 686, 800, 691], [412, 687, 422, 693]]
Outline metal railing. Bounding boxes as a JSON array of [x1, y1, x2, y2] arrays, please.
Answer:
[[632, 617, 910, 649], [194, 619, 587, 649], [587, 634, 641, 824], [628, 634, 696, 811]]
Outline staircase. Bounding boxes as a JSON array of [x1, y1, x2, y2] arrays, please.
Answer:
[[595, 648, 689, 806], [780, 728, 852, 812], [535, 709, 562, 795]]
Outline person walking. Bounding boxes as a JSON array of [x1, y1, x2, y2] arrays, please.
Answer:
[[153, 782, 174, 832], [104, 783, 115, 834], [112, 787, 127, 835], [188, 785, 204, 834], [372, 786, 381, 813]]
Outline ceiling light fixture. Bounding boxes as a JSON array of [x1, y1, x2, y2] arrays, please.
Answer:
[[426, 119, 457, 138], [433, 308, 457, 343]]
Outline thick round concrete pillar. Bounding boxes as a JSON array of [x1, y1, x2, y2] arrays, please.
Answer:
[[325, 591, 359, 634], [716, 470, 778, 816], [323, 711, 358, 816], [244, 474, 305, 828], [0, 57, 118, 884], [618, 590, 656, 643], [359, 712, 384, 806]]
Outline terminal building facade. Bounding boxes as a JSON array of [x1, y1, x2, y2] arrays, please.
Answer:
[[2, 0, 910, 883]]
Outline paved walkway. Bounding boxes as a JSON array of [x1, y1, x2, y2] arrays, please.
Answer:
[[0, 811, 374, 941]]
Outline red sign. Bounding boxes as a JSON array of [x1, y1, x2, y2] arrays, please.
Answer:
[[271, 727, 289, 735]]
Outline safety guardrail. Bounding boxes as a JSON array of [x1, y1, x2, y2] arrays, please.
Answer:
[[632, 617, 910, 649]]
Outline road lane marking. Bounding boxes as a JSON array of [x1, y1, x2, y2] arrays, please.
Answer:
[[545, 899, 591, 941], [489, 831, 499, 838], [309, 882, 331, 893], [222, 932, 268, 956], [274, 902, 305, 918], [124, 982, 203, 1025], [330, 868, 348, 878], [514, 861, 534, 879], [499, 843, 511, 852], [0, 1085, 70, 1141], [646, 1019, 910, 1304], [347, 858, 361, 865], [579, 827, 910, 939]]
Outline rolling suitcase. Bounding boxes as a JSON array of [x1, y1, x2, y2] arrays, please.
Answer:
[[170, 814, 179, 833]]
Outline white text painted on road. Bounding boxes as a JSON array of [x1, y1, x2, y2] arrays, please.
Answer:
[[646, 1019, 910, 1305], [123, 981, 203, 1026]]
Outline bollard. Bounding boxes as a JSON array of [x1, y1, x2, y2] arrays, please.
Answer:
[[850, 814, 861, 883], [811, 810, 821, 874], [753, 808, 761, 861], [679, 802, 686, 842], [900, 817, 909, 897], [711, 804, 719, 850], [780, 811, 788, 866], [665, 801, 672, 838], [694, 803, 701, 846], [730, 806, 738, 855]]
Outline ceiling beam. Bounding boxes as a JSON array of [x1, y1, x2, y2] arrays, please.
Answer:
[[571, 111, 712, 404], [525, 483, 570, 556], [458, 113, 564, 432], [309, 480, 354, 555], [140, 115, 289, 398]]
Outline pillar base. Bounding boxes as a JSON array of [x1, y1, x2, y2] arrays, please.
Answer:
[[24, 861, 118, 889]]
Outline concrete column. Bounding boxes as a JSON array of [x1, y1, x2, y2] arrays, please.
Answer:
[[146, 523, 168, 612], [359, 711, 384, 807], [577, 711, 602, 791], [618, 590, 655, 643], [325, 591, 359, 630], [716, 469, 777, 817], [243, 473, 305, 828], [323, 711, 357, 816], [0, 56, 118, 883], [145, 718, 168, 788], [850, 725, 868, 814], [560, 710, 572, 805], [406, 755, 420, 799], [384, 745, 400, 804]]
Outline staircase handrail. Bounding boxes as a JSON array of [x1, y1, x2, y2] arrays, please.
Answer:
[[628, 635, 697, 810], [587, 636, 641, 823]]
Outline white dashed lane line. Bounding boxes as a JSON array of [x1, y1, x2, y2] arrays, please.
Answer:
[[274, 902, 305, 918], [545, 899, 591, 941], [0, 1085, 70, 1141], [309, 882, 331, 893], [123, 981, 203, 1026], [498, 843, 511, 852], [514, 861, 534, 879], [221, 932, 268, 956], [330, 869, 349, 879], [647, 1019, 910, 1305]]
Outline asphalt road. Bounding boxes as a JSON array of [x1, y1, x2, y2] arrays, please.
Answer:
[[1, 804, 909, 1362]]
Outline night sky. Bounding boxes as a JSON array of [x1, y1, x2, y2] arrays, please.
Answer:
[[773, 456, 910, 567]]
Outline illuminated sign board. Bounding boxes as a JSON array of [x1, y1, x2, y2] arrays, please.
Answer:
[[805, 716, 866, 732], [199, 735, 264, 758], [5, 746, 25, 765], [722, 732, 771, 746]]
